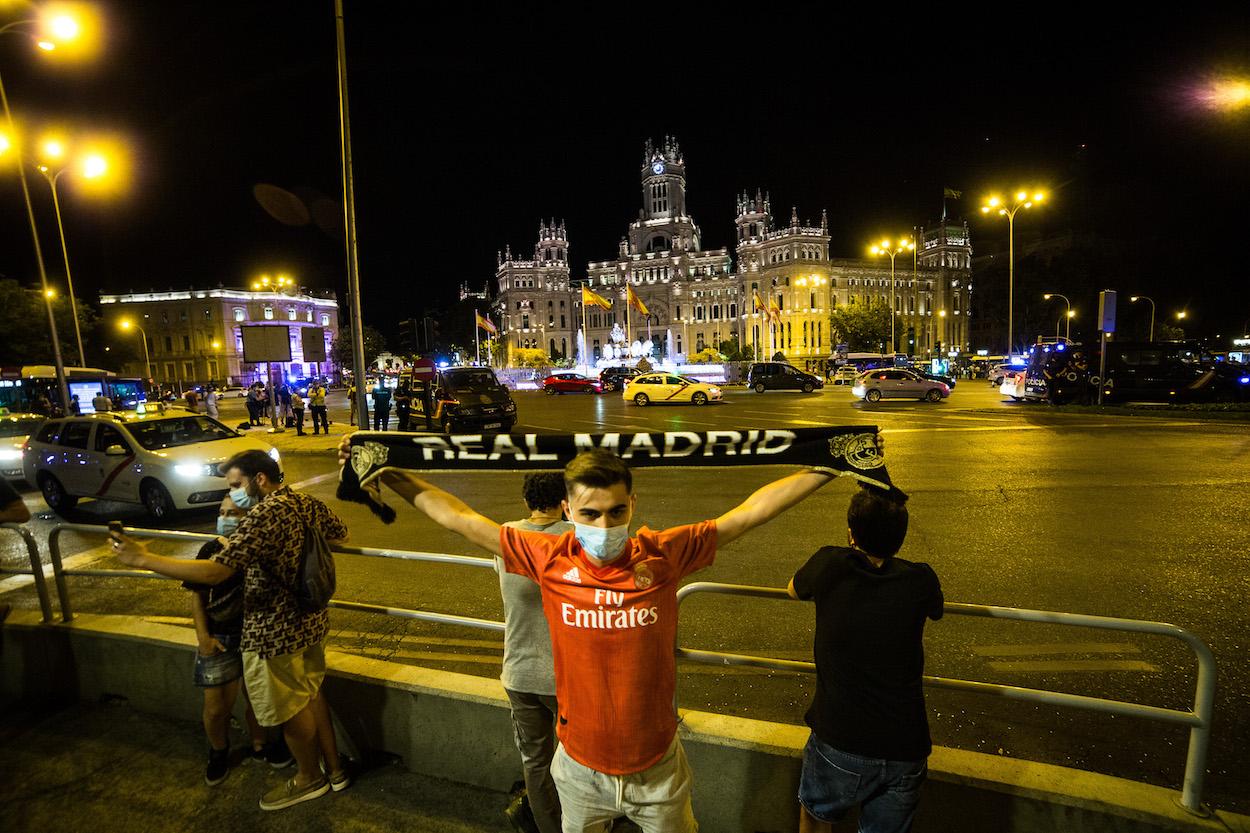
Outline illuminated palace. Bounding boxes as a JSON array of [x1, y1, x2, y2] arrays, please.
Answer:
[[493, 137, 971, 365]]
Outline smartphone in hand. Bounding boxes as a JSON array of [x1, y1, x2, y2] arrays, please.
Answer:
[[107, 520, 128, 547]]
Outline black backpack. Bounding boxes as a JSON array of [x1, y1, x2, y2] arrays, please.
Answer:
[[294, 515, 336, 613]]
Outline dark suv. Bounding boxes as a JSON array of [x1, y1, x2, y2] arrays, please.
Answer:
[[599, 366, 643, 392], [411, 367, 517, 433], [747, 362, 824, 393]]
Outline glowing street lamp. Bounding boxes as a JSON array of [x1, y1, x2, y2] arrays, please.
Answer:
[[982, 188, 1046, 353], [931, 309, 946, 358], [1176, 310, 1188, 321], [868, 237, 915, 354], [0, 4, 102, 407], [118, 318, 152, 382], [1129, 295, 1156, 341], [35, 135, 118, 367], [1043, 293, 1072, 339]]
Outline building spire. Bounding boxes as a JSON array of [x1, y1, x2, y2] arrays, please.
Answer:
[[820, 209, 828, 231], [790, 206, 799, 228]]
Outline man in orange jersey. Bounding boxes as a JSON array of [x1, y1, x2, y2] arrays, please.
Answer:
[[342, 440, 879, 832]]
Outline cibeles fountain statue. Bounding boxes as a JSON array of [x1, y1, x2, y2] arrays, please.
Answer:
[[600, 321, 654, 361]]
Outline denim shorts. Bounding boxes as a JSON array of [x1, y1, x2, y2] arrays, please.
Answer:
[[192, 633, 244, 688], [798, 733, 927, 833]]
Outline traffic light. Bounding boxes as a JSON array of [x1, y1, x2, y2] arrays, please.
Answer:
[[906, 326, 915, 350], [397, 319, 417, 354]]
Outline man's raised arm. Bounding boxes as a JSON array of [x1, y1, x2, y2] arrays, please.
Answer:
[[378, 471, 501, 554], [715, 432, 886, 548], [714, 470, 835, 547]]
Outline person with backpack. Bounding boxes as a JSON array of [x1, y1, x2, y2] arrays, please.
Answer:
[[110, 449, 351, 811], [186, 494, 291, 785]]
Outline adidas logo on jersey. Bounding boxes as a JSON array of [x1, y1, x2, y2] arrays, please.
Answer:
[[562, 566, 582, 584]]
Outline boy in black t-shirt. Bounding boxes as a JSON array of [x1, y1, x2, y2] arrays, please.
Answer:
[[788, 485, 943, 833]]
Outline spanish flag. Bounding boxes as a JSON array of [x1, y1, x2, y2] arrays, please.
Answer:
[[581, 284, 613, 310], [627, 285, 649, 316], [752, 290, 766, 314], [476, 312, 497, 335], [768, 297, 782, 323]]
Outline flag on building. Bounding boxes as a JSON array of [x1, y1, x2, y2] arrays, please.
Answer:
[[753, 290, 766, 314], [626, 285, 649, 316], [476, 312, 497, 335], [943, 187, 962, 199], [581, 285, 613, 310], [767, 297, 782, 323]]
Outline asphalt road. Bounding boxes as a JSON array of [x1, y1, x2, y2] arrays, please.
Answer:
[[2, 384, 1248, 813]]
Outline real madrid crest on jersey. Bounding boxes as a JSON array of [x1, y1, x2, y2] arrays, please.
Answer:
[[634, 563, 654, 590], [827, 434, 884, 470]]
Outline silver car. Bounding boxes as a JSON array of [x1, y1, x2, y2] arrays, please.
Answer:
[[852, 369, 950, 403], [23, 411, 279, 519]]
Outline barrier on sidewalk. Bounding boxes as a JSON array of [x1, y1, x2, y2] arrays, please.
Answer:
[[44, 522, 502, 632], [0, 523, 53, 622], [675, 581, 1216, 817], [33, 524, 1219, 817]]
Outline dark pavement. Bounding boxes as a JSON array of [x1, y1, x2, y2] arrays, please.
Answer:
[[0, 698, 514, 833], [2, 384, 1248, 813]]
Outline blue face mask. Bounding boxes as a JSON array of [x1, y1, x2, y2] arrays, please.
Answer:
[[574, 522, 631, 563], [217, 515, 240, 537], [229, 486, 254, 510]]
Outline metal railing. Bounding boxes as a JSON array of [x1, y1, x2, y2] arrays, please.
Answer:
[[675, 582, 1215, 816], [0, 523, 54, 623], [30, 525, 1218, 815], [45, 522, 502, 632]]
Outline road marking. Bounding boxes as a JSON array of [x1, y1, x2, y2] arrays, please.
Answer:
[[971, 642, 1141, 657], [289, 471, 340, 490], [987, 659, 1160, 673]]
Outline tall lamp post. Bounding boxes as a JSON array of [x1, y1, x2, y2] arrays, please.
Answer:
[[1129, 295, 1156, 341], [0, 12, 87, 410], [869, 237, 915, 355], [36, 142, 109, 367], [1043, 293, 1072, 340], [982, 189, 1046, 354], [930, 309, 946, 358], [118, 319, 152, 386]]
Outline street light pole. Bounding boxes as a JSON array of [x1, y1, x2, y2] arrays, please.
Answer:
[[1043, 293, 1071, 340], [982, 190, 1045, 355], [1130, 295, 1156, 341], [121, 320, 152, 383], [869, 237, 915, 356], [334, 0, 370, 424], [0, 69, 70, 410], [39, 165, 87, 366]]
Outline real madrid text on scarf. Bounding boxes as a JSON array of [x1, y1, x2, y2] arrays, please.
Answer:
[[338, 426, 891, 522]]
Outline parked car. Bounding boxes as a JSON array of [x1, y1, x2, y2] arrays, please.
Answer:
[[746, 362, 824, 393], [410, 366, 518, 433], [623, 373, 722, 406], [0, 412, 44, 483], [542, 373, 603, 395], [852, 369, 950, 403], [919, 371, 957, 390], [598, 366, 643, 392], [830, 366, 860, 385], [23, 412, 279, 519]]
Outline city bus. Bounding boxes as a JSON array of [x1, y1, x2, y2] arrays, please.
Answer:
[[0, 366, 146, 414]]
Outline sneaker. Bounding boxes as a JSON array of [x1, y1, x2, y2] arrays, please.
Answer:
[[259, 776, 329, 811], [262, 740, 294, 769], [328, 767, 351, 792], [205, 747, 230, 786], [504, 791, 540, 833]]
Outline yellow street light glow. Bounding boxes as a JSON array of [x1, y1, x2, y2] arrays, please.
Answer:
[[1130, 295, 1140, 302], [36, 40, 55, 51], [1177, 311, 1187, 320], [939, 310, 946, 317], [880, 239, 890, 248], [1034, 192, 1045, 202], [49, 14, 80, 40], [80, 153, 107, 178], [41, 137, 66, 160], [1016, 191, 1027, 201], [1043, 293, 1053, 300], [0, 133, 9, 155], [45, 288, 57, 299], [1199, 77, 1250, 112], [1068, 310, 1076, 318], [118, 319, 132, 330], [869, 246, 880, 255], [988, 196, 1000, 208], [211, 340, 221, 349]]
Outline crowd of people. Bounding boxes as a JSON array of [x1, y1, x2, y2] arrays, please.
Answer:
[[87, 426, 939, 831]]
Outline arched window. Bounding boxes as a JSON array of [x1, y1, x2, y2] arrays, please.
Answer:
[[263, 307, 274, 320]]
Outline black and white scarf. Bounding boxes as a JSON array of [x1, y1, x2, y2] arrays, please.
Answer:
[[337, 426, 891, 523]]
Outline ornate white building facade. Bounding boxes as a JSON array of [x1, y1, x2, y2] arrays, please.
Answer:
[[493, 138, 971, 366]]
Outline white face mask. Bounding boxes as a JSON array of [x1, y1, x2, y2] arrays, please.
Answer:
[[574, 521, 630, 562]]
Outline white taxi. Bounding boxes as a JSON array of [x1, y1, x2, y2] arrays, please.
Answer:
[[623, 373, 723, 406], [1, 412, 45, 482], [22, 410, 280, 519]]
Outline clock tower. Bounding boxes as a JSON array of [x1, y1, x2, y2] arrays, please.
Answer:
[[628, 136, 700, 254]]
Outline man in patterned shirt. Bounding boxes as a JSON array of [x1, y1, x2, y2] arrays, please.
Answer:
[[112, 449, 350, 811]]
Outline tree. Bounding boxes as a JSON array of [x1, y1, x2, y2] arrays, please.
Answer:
[[0, 279, 123, 368], [717, 336, 750, 362], [512, 348, 549, 369], [330, 325, 387, 370], [1156, 322, 1184, 341], [690, 346, 724, 363], [829, 299, 891, 352]]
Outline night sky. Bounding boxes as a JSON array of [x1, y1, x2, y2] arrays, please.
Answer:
[[1, 3, 1247, 346]]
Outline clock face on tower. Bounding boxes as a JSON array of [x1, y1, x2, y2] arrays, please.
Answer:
[[651, 161, 665, 175]]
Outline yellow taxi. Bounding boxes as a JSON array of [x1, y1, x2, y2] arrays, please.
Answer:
[[622, 373, 723, 406]]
